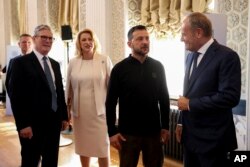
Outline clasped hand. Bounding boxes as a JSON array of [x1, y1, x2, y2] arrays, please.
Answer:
[[177, 96, 189, 111]]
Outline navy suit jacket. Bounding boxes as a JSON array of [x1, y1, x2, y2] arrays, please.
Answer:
[[8, 52, 68, 131], [180, 40, 241, 153], [5, 55, 21, 94]]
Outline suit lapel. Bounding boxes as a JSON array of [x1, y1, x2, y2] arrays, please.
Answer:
[[185, 41, 219, 96], [29, 52, 51, 89]]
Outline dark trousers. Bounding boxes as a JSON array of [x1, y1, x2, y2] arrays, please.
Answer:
[[19, 113, 61, 167], [119, 133, 164, 167], [183, 146, 230, 167]]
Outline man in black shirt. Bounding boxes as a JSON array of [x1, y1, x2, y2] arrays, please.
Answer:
[[106, 25, 170, 167]]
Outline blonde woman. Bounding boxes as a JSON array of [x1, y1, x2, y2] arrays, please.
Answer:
[[66, 29, 112, 167]]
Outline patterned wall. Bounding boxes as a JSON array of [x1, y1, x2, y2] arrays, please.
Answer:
[[37, 0, 47, 25], [110, 0, 126, 64], [218, 0, 248, 95], [79, 0, 86, 31], [10, 0, 19, 43], [47, 0, 60, 34], [218, 0, 248, 150], [128, 0, 142, 27]]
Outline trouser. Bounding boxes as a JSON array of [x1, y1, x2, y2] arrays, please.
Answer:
[[119, 133, 164, 167], [19, 112, 61, 167], [183, 146, 230, 167]]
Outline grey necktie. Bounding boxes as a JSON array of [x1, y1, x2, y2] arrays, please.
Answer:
[[42, 56, 57, 112]]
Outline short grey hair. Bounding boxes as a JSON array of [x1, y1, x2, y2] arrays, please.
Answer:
[[33, 25, 52, 36], [186, 12, 212, 37]]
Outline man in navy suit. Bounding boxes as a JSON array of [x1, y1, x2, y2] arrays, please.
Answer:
[[176, 12, 241, 167], [5, 33, 33, 94], [8, 25, 69, 167]]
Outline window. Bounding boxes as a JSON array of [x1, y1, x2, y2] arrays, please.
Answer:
[[150, 35, 185, 98]]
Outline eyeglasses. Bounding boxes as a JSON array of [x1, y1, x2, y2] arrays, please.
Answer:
[[36, 35, 55, 41]]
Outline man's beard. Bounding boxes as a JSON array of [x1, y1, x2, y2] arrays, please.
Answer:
[[134, 46, 149, 57]]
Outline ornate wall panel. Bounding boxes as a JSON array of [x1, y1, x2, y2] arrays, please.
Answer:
[[37, 0, 47, 25], [79, 0, 86, 31], [47, 0, 60, 35], [128, 0, 142, 27], [218, 0, 247, 95], [218, 0, 248, 150], [111, 0, 126, 64], [10, 0, 19, 43]]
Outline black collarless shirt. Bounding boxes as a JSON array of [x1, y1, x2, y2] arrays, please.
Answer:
[[106, 55, 170, 136]]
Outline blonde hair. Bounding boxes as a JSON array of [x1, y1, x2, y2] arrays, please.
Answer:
[[75, 29, 101, 57]]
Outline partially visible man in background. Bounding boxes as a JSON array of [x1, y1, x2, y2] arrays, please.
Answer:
[[17, 33, 33, 55], [5, 33, 33, 93]]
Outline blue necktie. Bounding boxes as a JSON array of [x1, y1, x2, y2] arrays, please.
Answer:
[[192, 52, 200, 72], [43, 56, 57, 112]]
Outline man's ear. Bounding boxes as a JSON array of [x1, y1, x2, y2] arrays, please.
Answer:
[[196, 28, 203, 38], [127, 41, 132, 48]]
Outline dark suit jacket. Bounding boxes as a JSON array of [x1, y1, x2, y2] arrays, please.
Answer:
[[5, 55, 21, 94], [8, 51, 68, 131], [180, 40, 241, 153]]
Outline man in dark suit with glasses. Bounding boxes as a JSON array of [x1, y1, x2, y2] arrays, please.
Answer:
[[8, 25, 69, 167]]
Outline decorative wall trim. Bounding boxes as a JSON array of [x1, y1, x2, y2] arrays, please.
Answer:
[[111, 0, 126, 64], [47, 0, 60, 35], [218, 0, 248, 151], [79, 0, 86, 31], [37, 0, 47, 25], [10, 0, 19, 43], [218, 0, 247, 95]]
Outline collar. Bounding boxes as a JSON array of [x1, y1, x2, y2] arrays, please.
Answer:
[[33, 49, 49, 61], [197, 38, 214, 55], [129, 54, 148, 63]]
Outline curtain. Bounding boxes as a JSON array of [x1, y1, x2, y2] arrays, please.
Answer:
[[58, 0, 79, 37], [140, 0, 211, 38], [9, 0, 79, 44]]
